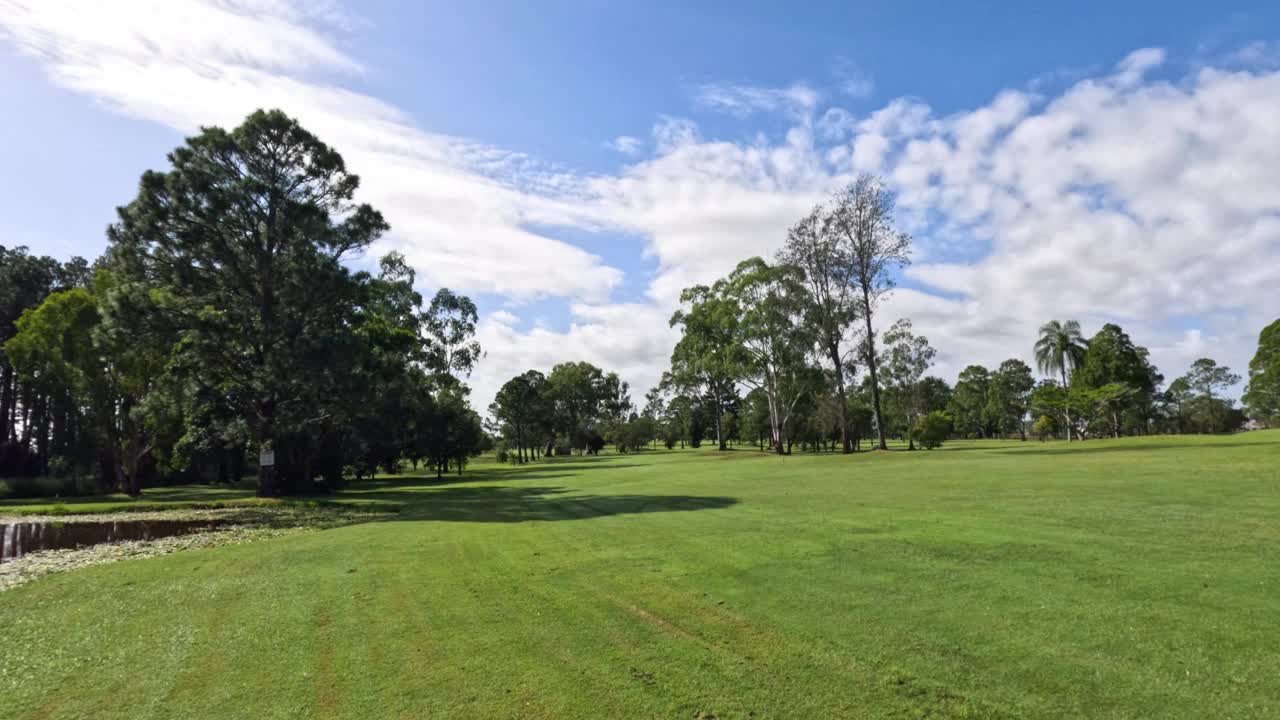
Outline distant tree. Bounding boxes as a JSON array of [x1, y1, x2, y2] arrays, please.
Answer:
[[424, 288, 483, 384], [917, 376, 953, 415], [1163, 377, 1194, 434], [490, 371, 548, 463], [1181, 358, 1241, 433], [986, 359, 1035, 440], [669, 284, 741, 450], [1073, 323, 1162, 435], [1243, 319, 1280, 426], [881, 319, 936, 449], [778, 205, 860, 453], [825, 175, 911, 450], [1034, 320, 1089, 441], [718, 257, 817, 454], [949, 365, 993, 438]]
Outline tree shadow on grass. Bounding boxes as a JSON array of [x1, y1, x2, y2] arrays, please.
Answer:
[[373, 485, 739, 523], [993, 439, 1280, 456]]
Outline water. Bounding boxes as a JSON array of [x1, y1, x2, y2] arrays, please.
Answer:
[[0, 519, 224, 562]]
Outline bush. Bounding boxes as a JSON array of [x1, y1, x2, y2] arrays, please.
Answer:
[[1032, 415, 1056, 441], [912, 411, 952, 450]]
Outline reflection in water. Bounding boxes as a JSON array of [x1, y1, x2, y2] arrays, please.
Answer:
[[0, 519, 224, 562]]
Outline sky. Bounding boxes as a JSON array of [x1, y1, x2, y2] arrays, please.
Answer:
[[2, 0, 1279, 410]]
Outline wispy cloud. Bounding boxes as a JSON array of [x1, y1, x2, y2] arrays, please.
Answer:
[[693, 81, 820, 117], [605, 135, 642, 155]]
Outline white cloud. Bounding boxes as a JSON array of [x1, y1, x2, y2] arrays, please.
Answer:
[[606, 135, 642, 155], [0, 0, 623, 303], [833, 59, 875, 99], [2, 4, 1275, 407], [693, 81, 820, 117]]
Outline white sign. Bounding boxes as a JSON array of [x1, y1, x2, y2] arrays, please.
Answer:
[[259, 449, 275, 467]]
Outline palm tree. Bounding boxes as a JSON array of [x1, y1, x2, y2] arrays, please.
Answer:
[[1034, 320, 1089, 441]]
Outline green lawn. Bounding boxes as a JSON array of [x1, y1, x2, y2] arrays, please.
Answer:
[[3, 432, 1279, 719]]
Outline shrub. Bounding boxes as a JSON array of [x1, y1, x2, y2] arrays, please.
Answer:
[[1032, 415, 1056, 441], [912, 411, 952, 450]]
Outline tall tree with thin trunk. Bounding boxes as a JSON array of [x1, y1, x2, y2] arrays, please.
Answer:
[[826, 175, 911, 451], [778, 205, 860, 453], [1033, 320, 1089, 441]]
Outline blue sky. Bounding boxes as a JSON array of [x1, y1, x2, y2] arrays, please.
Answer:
[[3, 0, 1279, 405]]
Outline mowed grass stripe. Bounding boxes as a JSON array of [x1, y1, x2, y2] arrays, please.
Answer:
[[2, 431, 1278, 718]]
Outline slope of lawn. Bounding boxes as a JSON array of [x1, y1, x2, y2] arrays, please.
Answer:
[[2, 431, 1279, 719]]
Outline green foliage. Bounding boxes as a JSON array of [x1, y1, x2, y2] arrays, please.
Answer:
[[911, 410, 952, 449], [1243, 320, 1280, 426], [948, 365, 993, 438], [1031, 414, 1056, 441], [985, 359, 1034, 439]]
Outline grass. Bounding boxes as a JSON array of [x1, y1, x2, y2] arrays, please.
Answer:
[[2, 432, 1279, 719]]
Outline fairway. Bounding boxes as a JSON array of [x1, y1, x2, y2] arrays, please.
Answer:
[[3, 432, 1280, 719]]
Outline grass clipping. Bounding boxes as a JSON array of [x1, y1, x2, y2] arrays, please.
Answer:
[[0, 504, 392, 592]]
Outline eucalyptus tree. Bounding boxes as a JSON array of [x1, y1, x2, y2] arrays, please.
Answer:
[[490, 371, 548, 463], [778, 205, 860, 453], [881, 318, 936, 449], [669, 283, 742, 450], [1243, 319, 1280, 426], [425, 288, 483, 386], [718, 257, 818, 454], [106, 109, 389, 495], [1033, 320, 1089, 441], [825, 175, 912, 450]]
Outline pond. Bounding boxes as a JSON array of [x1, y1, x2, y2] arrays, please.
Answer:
[[0, 519, 225, 562]]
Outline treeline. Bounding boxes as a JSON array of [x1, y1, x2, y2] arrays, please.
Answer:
[[1, 110, 488, 497], [490, 176, 1276, 456]]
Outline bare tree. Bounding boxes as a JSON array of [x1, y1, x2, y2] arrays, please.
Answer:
[[778, 205, 860, 453], [826, 175, 912, 451]]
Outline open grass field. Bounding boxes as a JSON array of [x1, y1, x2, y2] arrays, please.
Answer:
[[2, 431, 1279, 719]]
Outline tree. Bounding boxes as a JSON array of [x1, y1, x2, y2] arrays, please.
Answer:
[[1182, 358, 1241, 433], [1073, 323, 1162, 435], [669, 284, 741, 450], [1033, 320, 1089, 441], [1243, 319, 1280, 426], [425, 288, 483, 385], [490, 371, 548, 463], [778, 206, 860, 452], [718, 258, 817, 454], [986, 359, 1035, 440], [881, 319, 936, 449], [106, 109, 389, 496], [825, 175, 911, 450], [544, 362, 629, 454], [949, 365, 993, 438]]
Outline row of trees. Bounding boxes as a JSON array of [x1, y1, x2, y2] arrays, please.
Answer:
[[2, 110, 489, 497], [488, 175, 1274, 457], [488, 362, 631, 462]]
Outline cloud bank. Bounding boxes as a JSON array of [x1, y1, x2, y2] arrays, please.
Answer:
[[4, 1, 1277, 409]]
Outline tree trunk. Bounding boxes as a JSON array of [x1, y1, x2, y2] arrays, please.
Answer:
[[827, 343, 852, 454], [1060, 368, 1073, 442], [862, 299, 888, 450]]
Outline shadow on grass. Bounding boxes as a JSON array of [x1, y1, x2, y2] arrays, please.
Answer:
[[992, 439, 1280, 456], [370, 485, 739, 523]]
